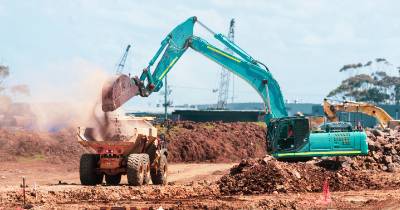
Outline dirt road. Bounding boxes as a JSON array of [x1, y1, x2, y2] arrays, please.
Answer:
[[0, 161, 234, 186], [1, 161, 400, 209]]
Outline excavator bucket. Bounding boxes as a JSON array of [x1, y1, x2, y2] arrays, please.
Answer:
[[102, 74, 140, 112]]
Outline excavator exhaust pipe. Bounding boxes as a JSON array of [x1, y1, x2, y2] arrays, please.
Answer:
[[102, 74, 140, 112]]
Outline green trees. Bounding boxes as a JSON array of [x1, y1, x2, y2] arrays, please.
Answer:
[[328, 58, 400, 104]]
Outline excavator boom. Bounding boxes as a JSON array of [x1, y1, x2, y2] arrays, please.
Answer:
[[102, 16, 287, 121]]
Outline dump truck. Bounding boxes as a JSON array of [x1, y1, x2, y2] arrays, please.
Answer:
[[77, 115, 167, 186]]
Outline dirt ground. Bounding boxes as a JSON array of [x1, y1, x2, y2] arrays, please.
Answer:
[[1, 160, 400, 209], [1, 122, 400, 209], [0, 161, 233, 187]]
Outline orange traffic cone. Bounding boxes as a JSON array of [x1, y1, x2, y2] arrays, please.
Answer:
[[318, 178, 332, 205]]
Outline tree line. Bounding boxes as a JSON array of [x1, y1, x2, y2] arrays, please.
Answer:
[[328, 58, 400, 104]]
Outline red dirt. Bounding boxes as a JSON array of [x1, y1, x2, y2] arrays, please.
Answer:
[[163, 121, 266, 163], [0, 128, 87, 165], [2, 122, 400, 209], [1, 180, 400, 209], [0, 122, 266, 165], [337, 128, 400, 172], [218, 157, 400, 195]]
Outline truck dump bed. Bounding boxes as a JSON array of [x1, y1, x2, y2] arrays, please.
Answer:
[[77, 116, 158, 155]]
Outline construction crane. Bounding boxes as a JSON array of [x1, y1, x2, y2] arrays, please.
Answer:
[[116, 45, 131, 75], [216, 18, 235, 109]]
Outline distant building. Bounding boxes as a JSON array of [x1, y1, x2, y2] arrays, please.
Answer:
[[171, 102, 400, 127]]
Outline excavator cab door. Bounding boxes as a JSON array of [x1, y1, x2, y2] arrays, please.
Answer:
[[268, 117, 310, 153]]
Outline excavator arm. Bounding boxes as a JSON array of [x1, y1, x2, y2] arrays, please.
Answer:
[[323, 98, 400, 128], [102, 16, 287, 121]]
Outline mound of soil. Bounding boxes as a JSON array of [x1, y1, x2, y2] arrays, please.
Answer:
[[345, 128, 400, 171], [0, 121, 266, 164], [219, 157, 400, 195], [163, 121, 266, 163], [0, 128, 87, 164], [318, 127, 400, 172]]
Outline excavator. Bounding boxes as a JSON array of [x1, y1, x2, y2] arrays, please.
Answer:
[[102, 16, 368, 160], [323, 98, 400, 129]]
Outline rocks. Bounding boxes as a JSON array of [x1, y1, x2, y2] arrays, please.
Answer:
[[219, 126, 400, 195], [384, 156, 393, 164], [218, 158, 397, 195], [263, 155, 273, 163], [387, 163, 396, 172], [291, 169, 301, 179], [371, 129, 384, 137], [323, 128, 400, 172]]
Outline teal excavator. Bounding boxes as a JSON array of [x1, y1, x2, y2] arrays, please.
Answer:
[[102, 16, 368, 160]]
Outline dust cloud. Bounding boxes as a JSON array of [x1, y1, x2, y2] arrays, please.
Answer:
[[0, 60, 135, 142], [28, 62, 114, 132]]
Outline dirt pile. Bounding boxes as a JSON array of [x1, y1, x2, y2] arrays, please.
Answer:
[[0, 121, 266, 164], [163, 121, 266, 163], [0, 128, 87, 164], [323, 128, 400, 172], [218, 157, 400, 195]]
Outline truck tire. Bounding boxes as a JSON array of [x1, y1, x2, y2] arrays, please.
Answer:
[[147, 144, 158, 163], [80, 154, 103, 185], [151, 152, 168, 185], [105, 174, 121, 185], [127, 154, 145, 186], [142, 154, 151, 185]]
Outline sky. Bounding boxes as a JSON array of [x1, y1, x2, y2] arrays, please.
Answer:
[[1, 0, 400, 112]]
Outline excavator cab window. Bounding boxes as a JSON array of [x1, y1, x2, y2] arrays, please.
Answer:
[[277, 123, 294, 150], [272, 117, 310, 152]]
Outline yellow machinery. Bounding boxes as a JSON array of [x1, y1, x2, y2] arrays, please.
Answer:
[[323, 98, 400, 129]]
